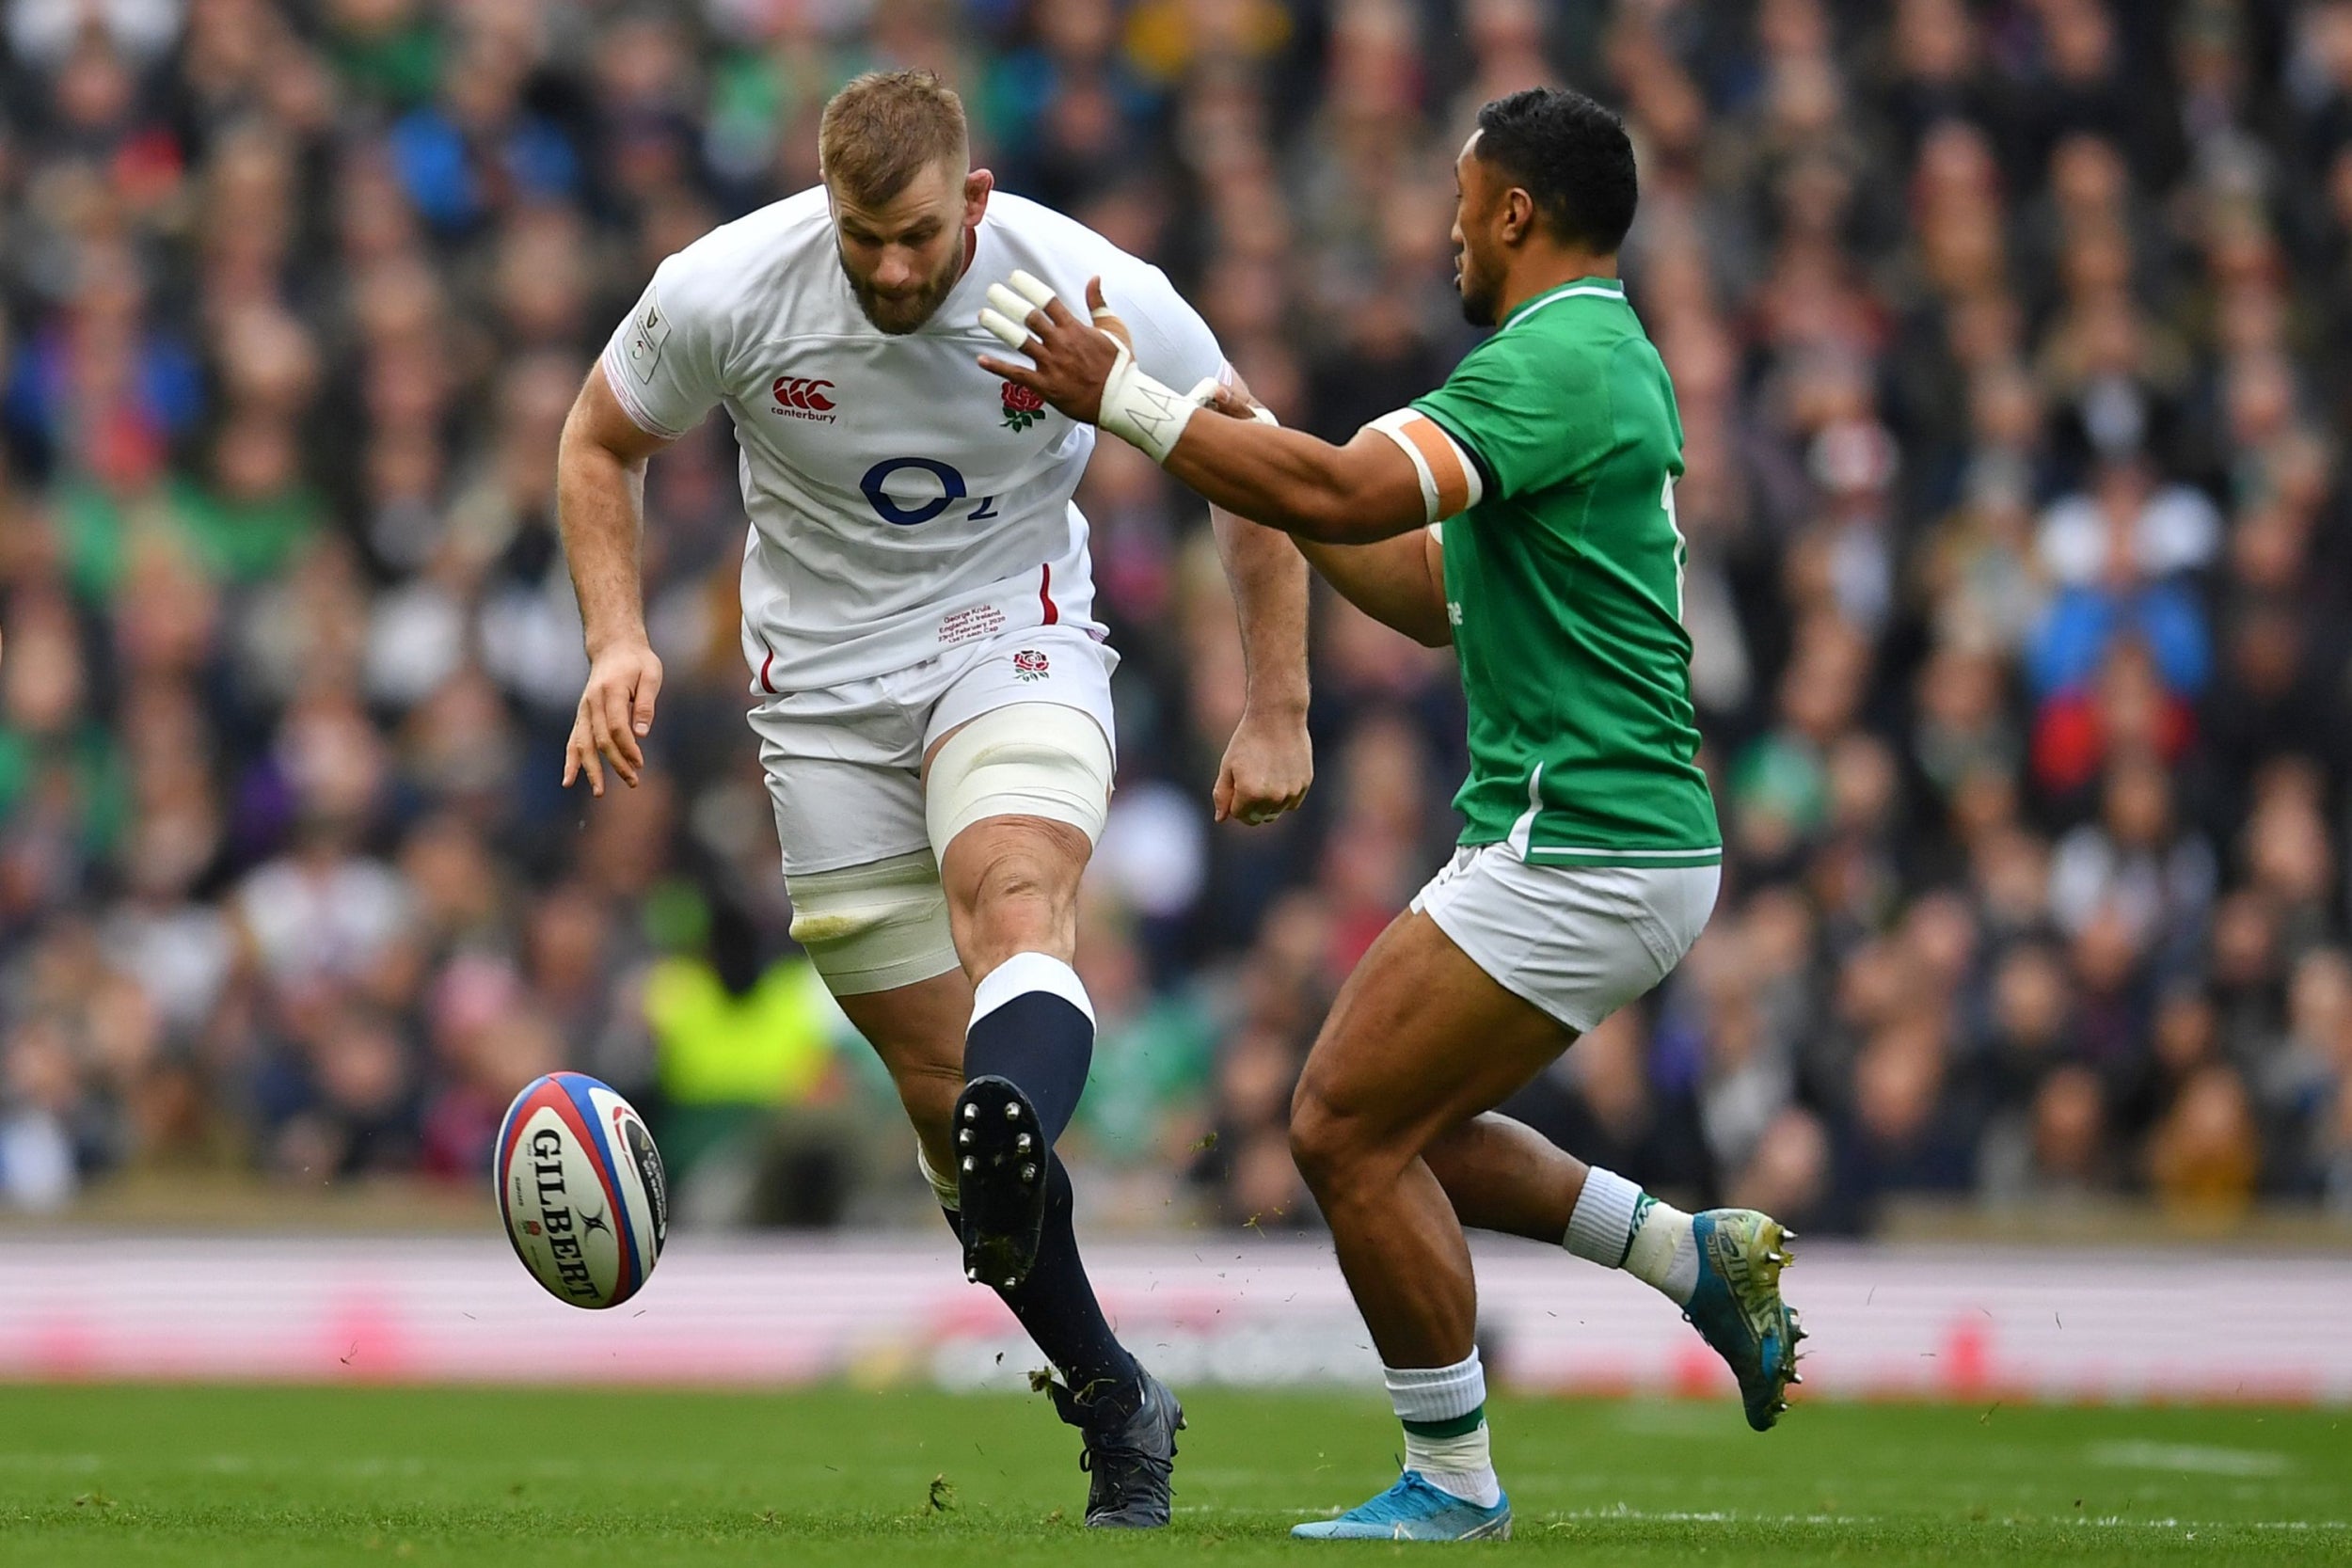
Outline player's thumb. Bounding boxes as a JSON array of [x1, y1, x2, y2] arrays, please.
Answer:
[[632, 659, 664, 735], [1087, 277, 1133, 352], [1205, 384, 1250, 419]]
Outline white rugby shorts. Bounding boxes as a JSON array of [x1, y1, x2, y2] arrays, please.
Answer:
[[1409, 844, 1719, 1033], [750, 624, 1117, 877]]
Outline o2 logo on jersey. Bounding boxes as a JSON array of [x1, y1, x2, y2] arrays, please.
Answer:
[[860, 458, 1002, 529], [771, 376, 838, 423]]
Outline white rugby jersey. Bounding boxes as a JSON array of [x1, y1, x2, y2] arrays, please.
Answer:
[[598, 188, 1227, 693]]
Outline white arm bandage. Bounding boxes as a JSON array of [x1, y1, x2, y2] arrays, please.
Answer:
[[979, 270, 1212, 464], [1364, 409, 1484, 523]]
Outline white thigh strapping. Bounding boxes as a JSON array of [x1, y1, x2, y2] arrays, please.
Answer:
[[924, 702, 1115, 862], [784, 849, 961, 996]]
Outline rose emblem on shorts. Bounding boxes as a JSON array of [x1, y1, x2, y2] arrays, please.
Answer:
[[1001, 379, 1046, 432], [1012, 648, 1050, 681]]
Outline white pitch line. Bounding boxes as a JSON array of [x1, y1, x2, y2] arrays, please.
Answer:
[[1171, 1504, 2352, 1530]]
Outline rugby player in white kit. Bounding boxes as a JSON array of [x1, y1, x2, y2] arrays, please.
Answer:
[[552, 71, 1311, 1527]]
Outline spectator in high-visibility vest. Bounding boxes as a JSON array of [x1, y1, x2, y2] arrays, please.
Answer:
[[643, 895, 859, 1223]]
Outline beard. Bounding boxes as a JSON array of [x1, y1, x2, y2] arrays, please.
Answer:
[[841, 244, 963, 335], [1455, 247, 1502, 327]]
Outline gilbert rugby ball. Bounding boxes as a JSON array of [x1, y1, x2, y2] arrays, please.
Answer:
[[495, 1071, 668, 1308]]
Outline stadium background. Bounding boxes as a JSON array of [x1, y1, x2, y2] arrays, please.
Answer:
[[4, 0, 2352, 1340]]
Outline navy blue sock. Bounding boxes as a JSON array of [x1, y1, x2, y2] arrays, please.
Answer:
[[963, 954, 1094, 1145], [941, 1157, 1140, 1412]]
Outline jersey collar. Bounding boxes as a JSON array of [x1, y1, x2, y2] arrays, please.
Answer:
[[1501, 276, 1624, 330]]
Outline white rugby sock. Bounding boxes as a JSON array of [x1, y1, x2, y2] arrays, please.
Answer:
[[1385, 1353, 1502, 1508], [1564, 1166, 1699, 1306]]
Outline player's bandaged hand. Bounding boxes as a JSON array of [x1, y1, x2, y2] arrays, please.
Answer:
[[1197, 379, 1280, 427], [977, 271, 1225, 464]]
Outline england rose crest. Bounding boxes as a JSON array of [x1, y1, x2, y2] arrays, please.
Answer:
[[1001, 379, 1046, 432], [1012, 648, 1050, 681]]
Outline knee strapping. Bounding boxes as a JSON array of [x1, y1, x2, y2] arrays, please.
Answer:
[[786, 849, 960, 996], [925, 703, 1113, 861]]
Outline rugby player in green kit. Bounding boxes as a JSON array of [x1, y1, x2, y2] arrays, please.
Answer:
[[979, 86, 1801, 1540]]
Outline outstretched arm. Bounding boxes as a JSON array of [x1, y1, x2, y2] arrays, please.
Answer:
[[976, 275, 1445, 545], [558, 363, 675, 796], [977, 276, 1466, 651], [1191, 385, 1454, 649], [1165, 418, 1432, 544]]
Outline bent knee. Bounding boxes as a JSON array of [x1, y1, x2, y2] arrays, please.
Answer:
[[942, 823, 1089, 970], [1287, 1086, 1366, 1188], [964, 842, 1072, 911]]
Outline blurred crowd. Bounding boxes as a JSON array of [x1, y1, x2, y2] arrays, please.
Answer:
[[4, 0, 2351, 1235]]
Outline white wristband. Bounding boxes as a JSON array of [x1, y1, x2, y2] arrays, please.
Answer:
[[1098, 352, 1197, 463]]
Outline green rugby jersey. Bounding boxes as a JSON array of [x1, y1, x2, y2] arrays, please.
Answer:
[[1409, 277, 1720, 867]]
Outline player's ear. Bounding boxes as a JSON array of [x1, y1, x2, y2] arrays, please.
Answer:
[[963, 166, 994, 225], [1501, 186, 1535, 246]]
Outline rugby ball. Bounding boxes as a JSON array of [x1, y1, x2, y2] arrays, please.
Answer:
[[495, 1071, 668, 1309]]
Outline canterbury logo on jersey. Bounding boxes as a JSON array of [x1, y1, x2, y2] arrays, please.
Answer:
[[771, 376, 839, 421], [1366, 410, 1484, 522]]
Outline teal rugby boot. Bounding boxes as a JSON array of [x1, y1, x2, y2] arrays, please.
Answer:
[[1683, 1208, 1804, 1431], [1293, 1472, 1512, 1541]]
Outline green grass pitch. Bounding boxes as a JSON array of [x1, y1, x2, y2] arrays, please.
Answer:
[[1, 1386, 2346, 1564]]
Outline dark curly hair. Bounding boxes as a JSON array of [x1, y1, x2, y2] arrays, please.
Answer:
[[1472, 87, 1639, 254]]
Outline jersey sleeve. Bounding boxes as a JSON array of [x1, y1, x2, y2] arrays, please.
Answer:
[[1095, 256, 1229, 394], [1363, 410, 1484, 522], [598, 254, 729, 440], [1411, 333, 1606, 502]]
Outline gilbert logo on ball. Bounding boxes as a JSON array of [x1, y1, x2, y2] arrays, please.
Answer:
[[495, 1071, 668, 1309]]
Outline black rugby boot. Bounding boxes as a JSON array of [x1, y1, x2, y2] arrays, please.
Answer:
[[1049, 1367, 1184, 1528], [952, 1074, 1050, 1290]]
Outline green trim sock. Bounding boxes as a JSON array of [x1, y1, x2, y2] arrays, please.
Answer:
[[1384, 1354, 1502, 1508], [1565, 1167, 1699, 1306]]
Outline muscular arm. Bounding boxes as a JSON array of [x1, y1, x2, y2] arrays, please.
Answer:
[[561, 366, 669, 651], [1204, 500, 1315, 822], [1296, 529, 1454, 648], [1213, 501, 1312, 711], [1206, 375, 1311, 716], [557, 364, 676, 794], [977, 279, 1432, 545], [1162, 419, 1431, 545], [1197, 383, 1452, 649]]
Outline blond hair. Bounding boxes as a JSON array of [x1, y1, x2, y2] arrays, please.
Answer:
[[818, 70, 969, 208]]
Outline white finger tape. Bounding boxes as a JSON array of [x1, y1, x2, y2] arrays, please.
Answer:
[[978, 308, 1030, 350], [984, 282, 1034, 325], [1007, 270, 1057, 310]]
